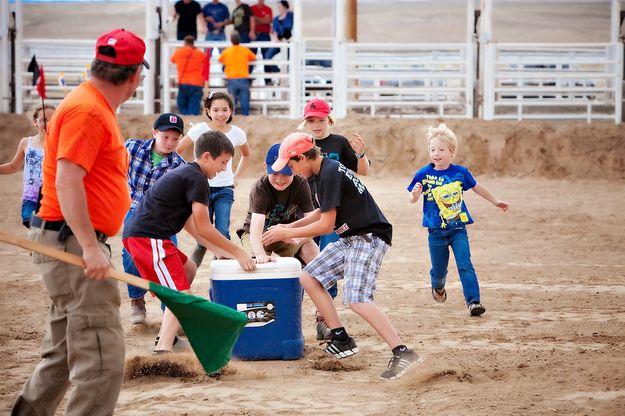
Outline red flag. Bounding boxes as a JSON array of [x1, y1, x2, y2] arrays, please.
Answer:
[[36, 65, 47, 99]]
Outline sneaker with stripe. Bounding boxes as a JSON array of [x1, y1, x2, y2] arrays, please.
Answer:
[[324, 336, 359, 359], [379, 348, 421, 380]]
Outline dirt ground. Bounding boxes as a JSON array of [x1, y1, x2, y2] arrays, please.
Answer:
[[1, 111, 625, 415]]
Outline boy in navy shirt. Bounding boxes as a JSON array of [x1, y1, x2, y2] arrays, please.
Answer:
[[123, 131, 255, 353], [262, 132, 419, 380], [408, 123, 508, 316]]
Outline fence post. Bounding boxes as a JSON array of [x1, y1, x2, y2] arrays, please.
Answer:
[[465, 0, 475, 118], [14, 0, 22, 114], [333, 40, 347, 118], [0, 0, 9, 112], [616, 42, 623, 124], [143, 0, 158, 115], [161, 40, 170, 113], [483, 42, 495, 120], [289, 41, 301, 119]]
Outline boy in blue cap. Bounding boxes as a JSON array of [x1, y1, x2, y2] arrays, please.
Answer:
[[236, 143, 318, 264]]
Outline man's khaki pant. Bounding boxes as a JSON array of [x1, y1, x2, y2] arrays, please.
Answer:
[[11, 228, 125, 416]]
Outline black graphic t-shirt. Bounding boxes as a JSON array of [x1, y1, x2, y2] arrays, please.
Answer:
[[315, 133, 359, 172], [123, 162, 210, 240], [312, 158, 392, 245], [237, 174, 314, 236]]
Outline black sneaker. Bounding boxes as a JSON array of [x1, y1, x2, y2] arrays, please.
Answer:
[[379, 348, 421, 380], [324, 336, 359, 359], [469, 302, 486, 316]]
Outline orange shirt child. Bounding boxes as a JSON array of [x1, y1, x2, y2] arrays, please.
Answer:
[[38, 82, 131, 237], [219, 45, 256, 79]]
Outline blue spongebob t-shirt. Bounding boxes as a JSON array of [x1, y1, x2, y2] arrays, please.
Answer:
[[407, 163, 477, 229]]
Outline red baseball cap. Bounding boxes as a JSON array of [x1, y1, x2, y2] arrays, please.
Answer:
[[271, 132, 315, 172], [95, 29, 150, 69], [303, 98, 331, 119]]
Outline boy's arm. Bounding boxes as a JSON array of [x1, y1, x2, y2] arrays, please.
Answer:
[[409, 183, 423, 203], [283, 208, 321, 228], [249, 213, 272, 263], [0, 137, 27, 174], [190, 202, 256, 271], [177, 135, 193, 154], [471, 183, 509, 211], [261, 209, 335, 246]]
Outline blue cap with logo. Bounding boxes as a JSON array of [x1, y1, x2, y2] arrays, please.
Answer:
[[266, 143, 293, 175]]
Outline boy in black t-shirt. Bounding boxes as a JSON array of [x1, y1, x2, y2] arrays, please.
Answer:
[[262, 132, 420, 380], [123, 131, 255, 354]]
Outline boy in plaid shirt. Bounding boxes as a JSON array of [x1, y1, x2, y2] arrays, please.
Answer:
[[123, 113, 187, 325]]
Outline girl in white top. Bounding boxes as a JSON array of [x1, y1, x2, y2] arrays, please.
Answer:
[[178, 92, 251, 265], [0, 104, 56, 227]]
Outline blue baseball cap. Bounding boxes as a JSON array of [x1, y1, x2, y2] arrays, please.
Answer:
[[266, 143, 293, 175]]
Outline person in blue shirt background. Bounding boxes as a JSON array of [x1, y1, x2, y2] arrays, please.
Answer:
[[408, 123, 508, 317], [203, 0, 230, 41]]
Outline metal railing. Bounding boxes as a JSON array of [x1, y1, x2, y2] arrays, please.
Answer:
[[483, 42, 623, 123]]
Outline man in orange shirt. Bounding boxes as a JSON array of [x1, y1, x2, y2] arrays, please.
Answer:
[[11, 29, 148, 416], [219, 30, 256, 116], [171, 35, 207, 115]]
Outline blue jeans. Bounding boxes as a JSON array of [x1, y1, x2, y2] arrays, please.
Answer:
[[251, 32, 279, 83], [428, 226, 480, 305], [177, 84, 203, 115], [205, 32, 226, 41], [227, 78, 251, 116], [319, 232, 340, 299], [21, 199, 38, 228], [123, 211, 177, 303], [209, 186, 234, 239]]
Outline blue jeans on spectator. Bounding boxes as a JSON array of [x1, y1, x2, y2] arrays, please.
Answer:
[[428, 226, 480, 305], [205, 31, 226, 41], [227, 78, 251, 116], [251, 32, 280, 85], [177, 84, 203, 115], [21, 199, 38, 228], [209, 186, 234, 239], [123, 211, 177, 306], [319, 231, 340, 298]]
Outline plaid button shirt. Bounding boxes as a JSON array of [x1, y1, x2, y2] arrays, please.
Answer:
[[125, 138, 186, 212]]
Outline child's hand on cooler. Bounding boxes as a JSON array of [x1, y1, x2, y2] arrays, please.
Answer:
[[348, 132, 366, 155], [255, 253, 274, 264], [236, 251, 256, 271], [495, 201, 509, 212]]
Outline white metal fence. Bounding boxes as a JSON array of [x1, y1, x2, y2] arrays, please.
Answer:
[[483, 42, 623, 123], [340, 42, 475, 118], [18, 39, 146, 113], [12, 38, 624, 123]]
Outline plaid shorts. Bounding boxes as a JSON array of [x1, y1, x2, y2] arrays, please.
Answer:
[[303, 233, 389, 304]]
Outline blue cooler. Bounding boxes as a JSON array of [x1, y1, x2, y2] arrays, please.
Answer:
[[210, 258, 304, 360]]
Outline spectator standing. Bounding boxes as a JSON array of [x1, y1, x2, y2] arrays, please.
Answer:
[[232, 0, 256, 43], [203, 0, 230, 42], [251, 0, 279, 84], [10, 28, 148, 415], [219, 31, 256, 116], [172, 0, 203, 40], [171, 35, 207, 115]]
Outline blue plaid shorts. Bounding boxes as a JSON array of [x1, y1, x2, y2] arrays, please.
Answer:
[[303, 233, 389, 304]]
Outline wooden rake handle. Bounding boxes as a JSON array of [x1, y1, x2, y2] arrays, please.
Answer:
[[0, 230, 149, 290]]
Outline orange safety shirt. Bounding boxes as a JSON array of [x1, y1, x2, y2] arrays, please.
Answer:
[[38, 82, 130, 237]]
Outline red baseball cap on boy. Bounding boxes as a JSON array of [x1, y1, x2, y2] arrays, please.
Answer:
[[303, 98, 331, 119], [95, 29, 150, 69], [271, 132, 315, 172]]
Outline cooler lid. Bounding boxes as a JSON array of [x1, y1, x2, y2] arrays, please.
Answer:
[[210, 257, 302, 280]]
